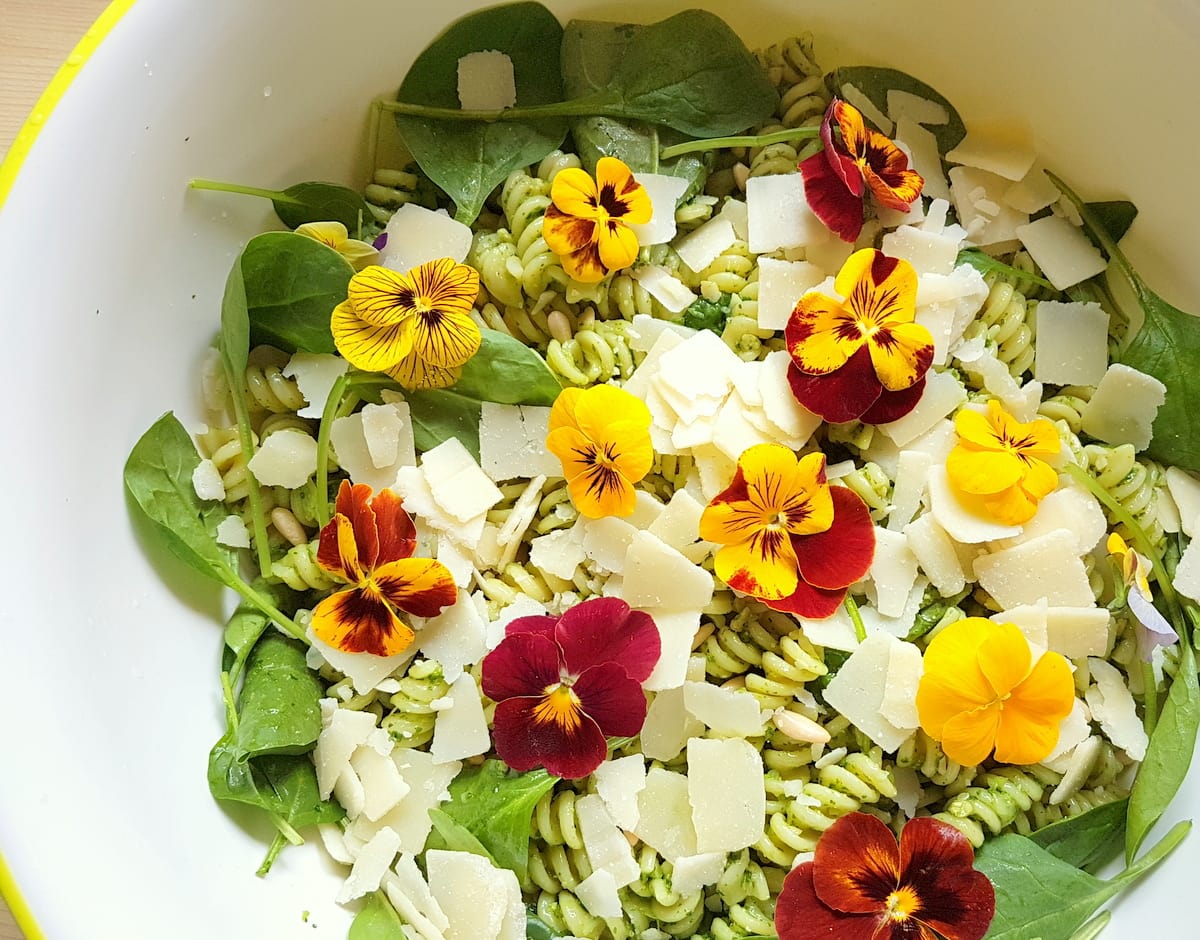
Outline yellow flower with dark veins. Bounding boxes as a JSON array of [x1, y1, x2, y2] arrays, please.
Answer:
[[545, 384, 653, 519], [295, 221, 379, 271], [331, 259, 481, 389], [543, 157, 652, 283], [945, 400, 1061, 525]]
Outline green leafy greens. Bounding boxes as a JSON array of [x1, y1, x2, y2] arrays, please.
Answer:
[[189, 178, 376, 233], [827, 66, 966, 154]]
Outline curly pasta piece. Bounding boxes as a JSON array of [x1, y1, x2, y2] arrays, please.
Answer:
[[1083, 442, 1167, 552], [379, 660, 449, 749]]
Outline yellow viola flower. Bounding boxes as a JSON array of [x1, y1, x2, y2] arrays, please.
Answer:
[[545, 384, 653, 518], [543, 157, 652, 284], [945, 400, 1061, 525], [916, 617, 1074, 766], [331, 259, 481, 390], [295, 220, 379, 271]]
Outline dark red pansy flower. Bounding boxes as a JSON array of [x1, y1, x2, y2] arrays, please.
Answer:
[[481, 597, 660, 779]]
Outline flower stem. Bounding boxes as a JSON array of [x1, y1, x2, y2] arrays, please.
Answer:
[[659, 126, 819, 160], [844, 595, 867, 643], [189, 178, 297, 204]]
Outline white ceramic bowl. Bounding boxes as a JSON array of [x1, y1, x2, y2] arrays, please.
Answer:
[[2, 1, 1198, 937]]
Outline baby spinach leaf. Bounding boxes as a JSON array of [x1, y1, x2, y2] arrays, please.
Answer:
[[427, 807, 497, 862], [526, 912, 568, 940], [433, 760, 557, 882], [1027, 798, 1127, 872], [1126, 641, 1199, 861], [189, 178, 374, 232], [405, 389, 485, 459], [349, 892, 406, 940], [1069, 911, 1111, 940], [827, 66, 966, 154], [235, 633, 324, 759], [393, 2, 568, 224], [221, 580, 300, 681], [251, 753, 343, 829], [1051, 172, 1200, 471], [977, 821, 1190, 940], [237, 231, 354, 355], [1085, 200, 1138, 243]]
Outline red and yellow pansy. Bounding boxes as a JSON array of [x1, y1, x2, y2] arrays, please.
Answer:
[[481, 597, 660, 779], [775, 813, 995, 940], [699, 444, 875, 619], [543, 157, 652, 283], [311, 481, 457, 657], [785, 249, 934, 425], [799, 98, 924, 242]]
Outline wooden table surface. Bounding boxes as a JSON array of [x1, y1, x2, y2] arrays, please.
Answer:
[[1, 0, 114, 929]]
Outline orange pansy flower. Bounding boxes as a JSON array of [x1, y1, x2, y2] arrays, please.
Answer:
[[543, 157, 652, 283], [945, 401, 1060, 525], [916, 617, 1075, 766], [311, 481, 457, 657]]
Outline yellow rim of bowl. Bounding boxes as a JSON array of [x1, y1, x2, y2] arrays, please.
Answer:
[[0, 0, 137, 211], [0, 2, 138, 930]]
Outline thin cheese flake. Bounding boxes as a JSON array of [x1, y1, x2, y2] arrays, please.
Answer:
[[456, 50, 516, 111], [430, 674, 491, 764], [214, 515, 250, 548], [593, 756, 646, 831], [576, 794, 639, 887], [674, 216, 737, 274], [1038, 299, 1113, 381], [421, 437, 504, 524], [1084, 659, 1149, 761], [1015, 214, 1107, 290], [823, 633, 919, 752], [633, 768, 698, 861], [643, 609, 703, 692], [338, 826, 402, 902], [191, 458, 225, 502], [757, 257, 824, 330], [246, 428, 318, 488], [283, 352, 350, 419], [877, 370, 966, 447], [683, 681, 763, 736], [973, 529, 1095, 608], [627, 173, 690, 246], [1166, 467, 1200, 537], [379, 203, 473, 274], [686, 738, 765, 854], [633, 265, 696, 314], [869, 527, 920, 618], [1080, 363, 1167, 451], [621, 531, 715, 610], [640, 687, 704, 761], [746, 174, 823, 253]]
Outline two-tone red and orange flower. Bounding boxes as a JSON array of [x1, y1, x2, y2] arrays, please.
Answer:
[[776, 813, 995, 940], [698, 444, 875, 619], [331, 259, 481, 390], [785, 249, 934, 424], [545, 384, 654, 519], [543, 157, 652, 283], [481, 597, 660, 779], [799, 98, 924, 242], [312, 481, 457, 657], [946, 401, 1061, 526]]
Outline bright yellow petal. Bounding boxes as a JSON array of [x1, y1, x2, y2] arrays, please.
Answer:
[[550, 167, 602, 220], [387, 352, 462, 390], [954, 406, 1004, 450], [295, 220, 348, 249], [940, 704, 1002, 767], [995, 651, 1075, 764], [339, 239, 382, 272], [348, 264, 419, 326], [331, 300, 412, 373], [866, 320, 933, 391], [832, 101, 870, 164], [607, 426, 654, 484], [571, 384, 651, 438], [743, 444, 834, 535], [408, 306, 483, 368], [408, 258, 480, 316], [699, 497, 767, 548], [788, 294, 864, 374], [1020, 457, 1059, 501], [917, 616, 1001, 735], [976, 621, 1033, 698], [1018, 417, 1062, 461], [309, 587, 415, 657], [843, 251, 919, 328], [832, 248, 876, 298], [596, 221, 640, 272], [980, 484, 1041, 526], [946, 446, 1025, 496], [595, 157, 652, 225], [713, 530, 801, 600], [548, 387, 583, 434], [565, 458, 639, 519]]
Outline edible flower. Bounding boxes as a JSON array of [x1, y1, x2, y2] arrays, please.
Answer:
[[543, 157, 652, 283], [312, 481, 457, 657], [799, 98, 924, 242], [785, 249, 934, 424], [1107, 533, 1177, 660], [295, 220, 379, 271], [916, 617, 1074, 766], [946, 400, 1060, 525], [481, 597, 660, 779], [545, 384, 654, 519], [698, 444, 875, 619], [331, 259, 481, 389], [775, 813, 995, 940]]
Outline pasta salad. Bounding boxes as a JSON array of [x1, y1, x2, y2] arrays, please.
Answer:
[[124, 4, 1200, 939]]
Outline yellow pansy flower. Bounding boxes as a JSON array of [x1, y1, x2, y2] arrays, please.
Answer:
[[295, 221, 379, 271]]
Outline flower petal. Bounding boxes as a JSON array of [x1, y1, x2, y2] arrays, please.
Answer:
[[859, 379, 927, 425], [917, 618, 1004, 739], [596, 219, 640, 272], [979, 484, 1042, 526], [799, 149, 865, 243], [547, 386, 583, 434], [295, 220, 349, 248], [766, 578, 848, 620], [330, 480, 379, 572], [368, 486, 417, 565], [386, 353, 462, 390], [994, 649, 1075, 764], [595, 157, 653, 225], [544, 207, 607, 281], [776, 864, 882, 940], [348, 265, 420, 326], [310, 586, 415, 657], [331, 299, 412, 373], [317, 513, 363, 584], [491, 695, 608, 779], [946, 447, 1026, 496], [713, 531, 801, 600], [976, 621, 1032, 698], [408, 306, 482, 370], [503, 614, 560, 642], [898, 819, 996, 940], [940, 704, 1003, 767], [836, 250, 917, 324], [786, 293, 865, 376], [824, 101, 867, 197], [786, 353, 883, 424], [571, 380, 652, 438], [555, 597, 661, 683], [862, 138, 924, 210], [867, 321, 934, 392], [572, 662, 649, 737], [1020, 457, 1059, 501], [547, 426, 641, 518], [792, 486, 876, 590], [372, 557, 458, 618], [480, 631, 564, 703], [812, 812, 902, 913], [549, 167, 602, 220], [953, 407, 1002, 449]]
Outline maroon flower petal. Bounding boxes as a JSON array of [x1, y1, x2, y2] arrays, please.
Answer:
[[899, 819, 996, 940], [765, 578, 848, 620], [491, 695, 608, 779], [820, 100, 865, 197], [571, 662, 649, 737], [813, 813, 902, 913], [337, 481, 382, 571], [860, 375, 928, 425], [775, 863, 882, 940], [504, 614, 561, 642], [555, 597, 661, 682], [799, 150, 866, 243], [786, 352, 882, 424], [794, 486, 876, 590], [480, 632, 563, 703]]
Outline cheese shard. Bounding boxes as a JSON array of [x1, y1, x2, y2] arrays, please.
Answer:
[[675, 216, 737, 274], [191, 458, 225, 501], [1079, 364, 1167, 451], [973, 530, 1095, 608], [1033, 301, 1110, 386], [431, 674, 491, 764], [671, 853, 727, 896], [904, 514, 965, 595], [683, 681, 763, 736], [338, 826, 401, 902], [422, 437, 504, 523], [283, 352, 350, 419], [593, 756, 647, 832], [634, 768, 699, 861], [383, 855, 451, 939], [757, 257, 824, 330], [427, 849, 522, 940], [1166, 467, 1200, 537], [330, 400, 416, 493], [576, 794, 639, 888], [576, 869, 622, 919], [529, 527, 586, 581], [457, 50, 516, 111], [309, 626, 415, 695], [947, 133, 1036, 182], [1173, 537, 1200, 601], [379, 203, 473, 273], [633, 265, 697, 314], [869, 527, 920, 618], [644, 609, 702, 692], [887, 89, 949, 127], [686, 738, 765, 854], [214, 516, 250, 548], [1084, 659, 1149, 761], [628, 173, 690, 246], [948, 165, 1029, 247], [927, 465, 1023, 544], [879, 639, 925, 732], [746, 173, 822, 253], [315, 706, 379, 800], [877, 371, 966, 447], [998, 484, 1106, 556], [622, 531, 714, 611], [479, 402, 560, 481], [246, 429, 317, 488], [377, 749, 462, 854], [351, 744, 410, 822], [887, 450, 932, 532], [880, 224, 960, 276], [758, 350, 823, 444], [641, 686, 704, 761], [894, 118, 950, 203], [1014, 214, 1107, 290], [823, 633, 920, 752]]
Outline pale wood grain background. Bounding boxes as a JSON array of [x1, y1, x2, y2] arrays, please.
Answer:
[[1, 0, 113, 929]]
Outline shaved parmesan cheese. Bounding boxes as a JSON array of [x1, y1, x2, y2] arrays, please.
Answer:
[[309, 626, 415, 695], [839, 83, 892, 134], [670, 853, 727, 896], [529, 528, 586, 581], [692, 444, 737, 500], [998, 484, 1106, 556], [1043, 607, 1110, 659], [634, 768, 698, 860], [576, 794, 639, 887], [580, 515, 638, 573], [719, 197, 749, 240], [361, 402, 403, 469], [575, 869, 622, 919], [794, 603, 859, 652], [894, 118, 949, 203], [315, 706, 379, 800], [928, 465, 1023, 543], [627, 315, 693, 356], [1079, 364, 1167, 451], [633, 265, 696, 313], [647, 490, 705, 552], [888, 90, 949, 127], [758, 350, 823, 443], [479, 402, 560, 482], [214, 515, 250, 548], [427, 850, 522, 940], [973, 530, 1095, 608], [1048, 735, 1103, 806], [379, 204, 473, 273], [330, 401, 416, 492], [622, 532, 714, 610], [746, 174, 822, 253], [1042, 698, 1092, 768], [383, 855, 451, 940], [887, 450, 932, 531], [1085, 659, 1148, 761], [859, 576, 929, 640], [421, 438, 503, 524], [1167, 467, 1200, 537], [640, 688, 703, 761], [683, 681, 763, 736], [903, 514, 966, 596], [486, 593, 548, 650], [675, 216, 737, 274], [373, 750, 461, 854], [879, 639, 924, 731], [757, 257, 824, 330], [686, 738, 764, 854], [881, 225, 960, 276], [947, 133, 1036, 182], [246, 428, 317, 488], [628, 173, 690, 246], [878, 370, 966, 447], [283, 352, 350, 419], [712, 392, 777, 461], [1016, 215, 1106, 291], [1173, 537, 1200, 601], [338, 826, 401, 902], [457, 50, 516, 111], [351, 744, 410, 822], [1003, 162, 1060, 214], [949, 166, 1029, 246], [644, 609, 702, 692], [191, 458, 225, 501], [823, 634, 920, 752], [593, 756, 646, 831], [318, 822, 354, 867], [870, 528, 920, 617], [431, 674, 490, 764], [436, 535, 473, 589]]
